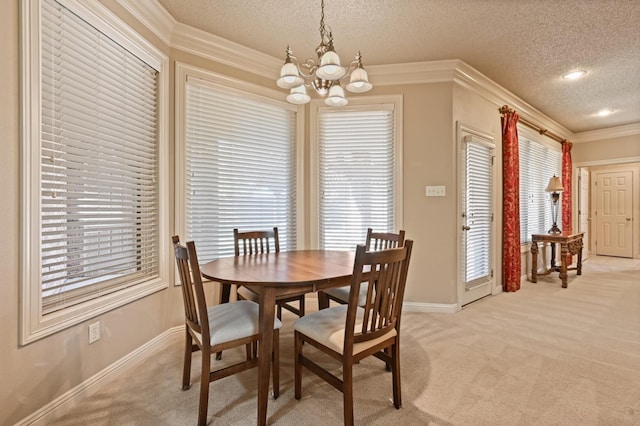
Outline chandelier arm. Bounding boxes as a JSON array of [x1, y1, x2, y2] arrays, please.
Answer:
[[339, 58, 361, 81]]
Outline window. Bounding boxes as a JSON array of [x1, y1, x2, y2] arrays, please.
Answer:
[[518, 130, 562, 244], [21, 0, 168, 344], [176, 65, 300, 262], [311, 97, 403, 250]]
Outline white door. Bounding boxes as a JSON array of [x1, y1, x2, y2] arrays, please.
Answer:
[[595, 170, 633, 258], [579, 168, 590, 260], [461, 134, 494, 305]]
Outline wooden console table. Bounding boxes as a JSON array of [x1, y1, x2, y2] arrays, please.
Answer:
[[530, 232, 584, 288]]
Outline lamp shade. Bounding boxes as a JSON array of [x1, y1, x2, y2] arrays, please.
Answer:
[[325, 83, 348, 106], [316, 50, 346, 80], [277, 62, 304, 89], [286, 85, 311, 105], [545, 175, 564, 192], [345, 66, 373, 93]]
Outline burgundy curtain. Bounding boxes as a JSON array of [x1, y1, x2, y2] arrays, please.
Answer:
[[501, 110, 521, 292], [562, 141, 573, 262]]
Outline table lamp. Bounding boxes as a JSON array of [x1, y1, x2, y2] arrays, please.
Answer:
[[545, 175, 564, 234]]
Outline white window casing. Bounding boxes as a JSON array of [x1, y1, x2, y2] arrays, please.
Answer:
[[310, 96, 404, 250], [20, 0, 169, 344]]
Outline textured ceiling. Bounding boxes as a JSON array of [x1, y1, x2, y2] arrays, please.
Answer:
[[156, 0, 640, 134]]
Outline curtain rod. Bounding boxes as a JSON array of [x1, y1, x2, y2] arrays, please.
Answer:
[[499, 105, 570, 145]]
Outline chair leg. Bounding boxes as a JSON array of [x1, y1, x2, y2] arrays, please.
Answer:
[[198, 348, 212, 426], [384, 347, 392, 371], [343, 362, 354, 426], [317, 291, 330, 310], [277, 303, 282, 320], [272, 329, 280, 399], [182, 329, 192, 390], [294, 331, 303, 400], [299, 295, 306, 316], [391, 342, 402, 409]]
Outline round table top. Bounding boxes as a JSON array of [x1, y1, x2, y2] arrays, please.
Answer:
[[200, 249, 356, 287]]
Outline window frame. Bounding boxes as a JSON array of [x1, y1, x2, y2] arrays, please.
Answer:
[[174, 62, 305, 265], [309, 95, 404, 249], [20, 0, 170, 345]]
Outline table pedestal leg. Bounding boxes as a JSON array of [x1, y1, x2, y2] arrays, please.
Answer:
[[560, 243, 568, 288], [577, 240, 583, 276], [530, 242, 538, 283], [257, 287, 276, 426]]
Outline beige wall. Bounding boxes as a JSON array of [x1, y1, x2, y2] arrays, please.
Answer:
[[573, 134, 640, 164], [0, 2, 184, 424], [3, 1, 640, 424]]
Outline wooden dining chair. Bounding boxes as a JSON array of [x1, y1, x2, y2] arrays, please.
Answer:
[[171, 236, 281, 426], [320, 228, 406, 308], [293, 240, 414, 426], [235, 227, 306, 319]]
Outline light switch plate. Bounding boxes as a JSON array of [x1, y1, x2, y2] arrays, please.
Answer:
[[426, 185, 446, 197]]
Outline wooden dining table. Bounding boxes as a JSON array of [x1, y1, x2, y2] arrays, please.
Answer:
[[200, 249, 356, 426]]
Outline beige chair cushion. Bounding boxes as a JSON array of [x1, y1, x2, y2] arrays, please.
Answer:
[[323, 283, 370, 306], [293, 305, 396, 355], [198, 300, 282, 347], [237, 285, 259, 302]]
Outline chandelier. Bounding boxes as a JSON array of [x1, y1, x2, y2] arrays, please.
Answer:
[[276, 0, 373, 106]]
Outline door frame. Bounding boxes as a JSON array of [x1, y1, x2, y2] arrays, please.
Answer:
[[572, 157, 640, 259], [578, 167, 590, 259], [457, 122, 497, 308]]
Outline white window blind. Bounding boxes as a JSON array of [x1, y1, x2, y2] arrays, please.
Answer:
[[318, 105, 395, 250], [184, 79, 297, 262], [519, 135, 561, 243], [463, 139, 493, 284], [39, 0, 160, 313]]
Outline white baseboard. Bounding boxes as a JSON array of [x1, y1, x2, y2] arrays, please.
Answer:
[[15, 326, 183, 426]]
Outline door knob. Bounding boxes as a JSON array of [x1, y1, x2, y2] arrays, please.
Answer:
[[462, 225, 471, 231], [627, 217, 632, 221]]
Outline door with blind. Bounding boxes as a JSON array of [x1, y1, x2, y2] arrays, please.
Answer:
[[460, 132, 495, 306]]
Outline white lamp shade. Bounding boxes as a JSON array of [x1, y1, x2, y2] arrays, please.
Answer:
[[345, 67, 373, 93], [286, 85, 311, 105], [316, 50, 346, 80], [277, 62, 304, 89], [325, 84, 348, 106], [545, 175, 564, 192]]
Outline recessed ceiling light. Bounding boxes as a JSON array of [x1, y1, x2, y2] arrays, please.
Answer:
[[563, 70, 586, 80], [596, 109, 613, 117]]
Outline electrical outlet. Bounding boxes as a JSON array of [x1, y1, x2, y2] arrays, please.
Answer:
[[88, 321, 100, 344]]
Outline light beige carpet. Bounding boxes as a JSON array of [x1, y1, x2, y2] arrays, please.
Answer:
[[43, 255, 640, 425]]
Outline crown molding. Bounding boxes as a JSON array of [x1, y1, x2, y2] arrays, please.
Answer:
[[117, 0, 175, 46], [118, 0, 639, 144], [171, 22, 281, 77], [118, 0, 280, 79], [572, 122, 640, 143]]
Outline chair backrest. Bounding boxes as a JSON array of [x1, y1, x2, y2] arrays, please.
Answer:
[[345, 240, 414, 347], [172, 236, 210, 343], [365, 228, 406, 251], [234, 227, 280, 256]]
